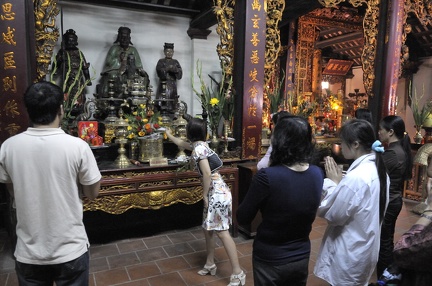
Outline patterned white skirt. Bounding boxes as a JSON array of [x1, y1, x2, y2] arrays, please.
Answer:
[[202, 173, 232, 231]]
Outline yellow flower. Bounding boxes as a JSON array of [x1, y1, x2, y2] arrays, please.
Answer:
[[210, 98, 219, 106], [128, 133, 135, 139], [138, 131, 145, 137], [132, 111, 138, 116], [139, 104, 146, 109], [143, 118, 148, 123], [127, 126, 132, 131]]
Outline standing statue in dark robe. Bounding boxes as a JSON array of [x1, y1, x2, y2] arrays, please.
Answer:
[[156, 43, 183, 113], [53, 29, 92, 109]]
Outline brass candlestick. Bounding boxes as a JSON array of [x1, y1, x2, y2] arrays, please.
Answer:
[[114, 109, 132, 168], [171, 103, 188, 158]]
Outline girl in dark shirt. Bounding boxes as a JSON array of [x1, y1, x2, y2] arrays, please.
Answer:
[[237, 116, 324, 286]]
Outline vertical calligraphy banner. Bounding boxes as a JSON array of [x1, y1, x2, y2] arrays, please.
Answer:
[[0, 0, 35, 144], [241, 0, 265, 159], [284, 20, 296, 103]]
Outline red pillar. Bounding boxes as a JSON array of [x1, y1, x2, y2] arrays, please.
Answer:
[[381, 0, 405, 116], [239, 0, 266, 159]]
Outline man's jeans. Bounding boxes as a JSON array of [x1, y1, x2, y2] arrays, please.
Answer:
[[15, 251, 89, 286]]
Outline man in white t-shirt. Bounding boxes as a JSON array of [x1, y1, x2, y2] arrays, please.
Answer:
[[0, 81, 101, 285]]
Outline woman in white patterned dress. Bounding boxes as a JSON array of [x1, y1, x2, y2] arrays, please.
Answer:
[[165, 118, 245, 286]]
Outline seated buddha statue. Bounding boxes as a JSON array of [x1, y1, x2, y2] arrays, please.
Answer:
[[97, 26, 149, 98]]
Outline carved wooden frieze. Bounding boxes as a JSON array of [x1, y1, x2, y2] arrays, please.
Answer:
[[84, 186, 203, 214]]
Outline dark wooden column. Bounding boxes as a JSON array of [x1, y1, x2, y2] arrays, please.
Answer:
[[0, 0, 36, 143], [380, 0, 405, 117], [369, 0, 389, 129], [370, 0, 405, 127], [233, 0, 266, 159]]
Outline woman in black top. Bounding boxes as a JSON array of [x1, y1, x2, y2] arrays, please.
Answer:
[[377, 115, 413, 277], [237, 116, 324, 286]]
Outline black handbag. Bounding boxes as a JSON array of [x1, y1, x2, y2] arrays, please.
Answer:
[[196, 150, 223, 175]]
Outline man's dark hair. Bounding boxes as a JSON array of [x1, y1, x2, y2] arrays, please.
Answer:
[[23, 81, 63, 125]]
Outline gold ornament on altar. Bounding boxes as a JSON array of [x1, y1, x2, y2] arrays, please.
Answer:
[[114, 109, 132, 168], [138, 134, 164, 163], [171, 101, 188, 158]]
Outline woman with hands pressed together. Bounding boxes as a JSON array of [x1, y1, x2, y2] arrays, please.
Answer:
[[314, 119, 389, 286], [165, 118, 245, 286]]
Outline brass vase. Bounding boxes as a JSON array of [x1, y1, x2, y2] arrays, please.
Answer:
[[129, 140, 139, 160], [224, 119, 232, 138], [210, 134, 220, 153], [413, 129, 423, 144]]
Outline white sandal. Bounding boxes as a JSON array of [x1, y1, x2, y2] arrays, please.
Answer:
[[227, 271, 246, 286], [197, 264, 217, 276]]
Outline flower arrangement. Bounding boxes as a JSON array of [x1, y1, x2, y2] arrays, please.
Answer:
[[286, 91, 317, 119], [296, 95, 318, 118], [266, 72, 285, 114], [124, 104, 162, 139], [193, 60, 233, 137], [410, 85, 432, 130]]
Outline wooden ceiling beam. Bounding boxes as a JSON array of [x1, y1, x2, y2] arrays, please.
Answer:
[[315, 31, 363, 48], [319, 27, 349, 36], [63, 0, 200, 16], [332, 43, 364, 53], [189, 7, 217, 30]]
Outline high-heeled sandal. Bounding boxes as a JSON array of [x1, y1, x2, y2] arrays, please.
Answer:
[[197, 264, 217, 276], [227, 271, 246, 286]]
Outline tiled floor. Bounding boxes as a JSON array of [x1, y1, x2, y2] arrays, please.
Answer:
[[0, 199, 422, 286]]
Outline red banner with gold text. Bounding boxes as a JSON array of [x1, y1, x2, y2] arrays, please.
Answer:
[[0, 0, 35, 144], [241, 0, 265, 159]]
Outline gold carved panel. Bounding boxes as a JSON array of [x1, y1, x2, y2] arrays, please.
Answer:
[[295, 20, 317, 97], [34, 0, 60, 81], [84, 187, 203, 214]]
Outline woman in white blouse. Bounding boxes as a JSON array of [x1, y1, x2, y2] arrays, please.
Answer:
[[314, 119, 389, 286]]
